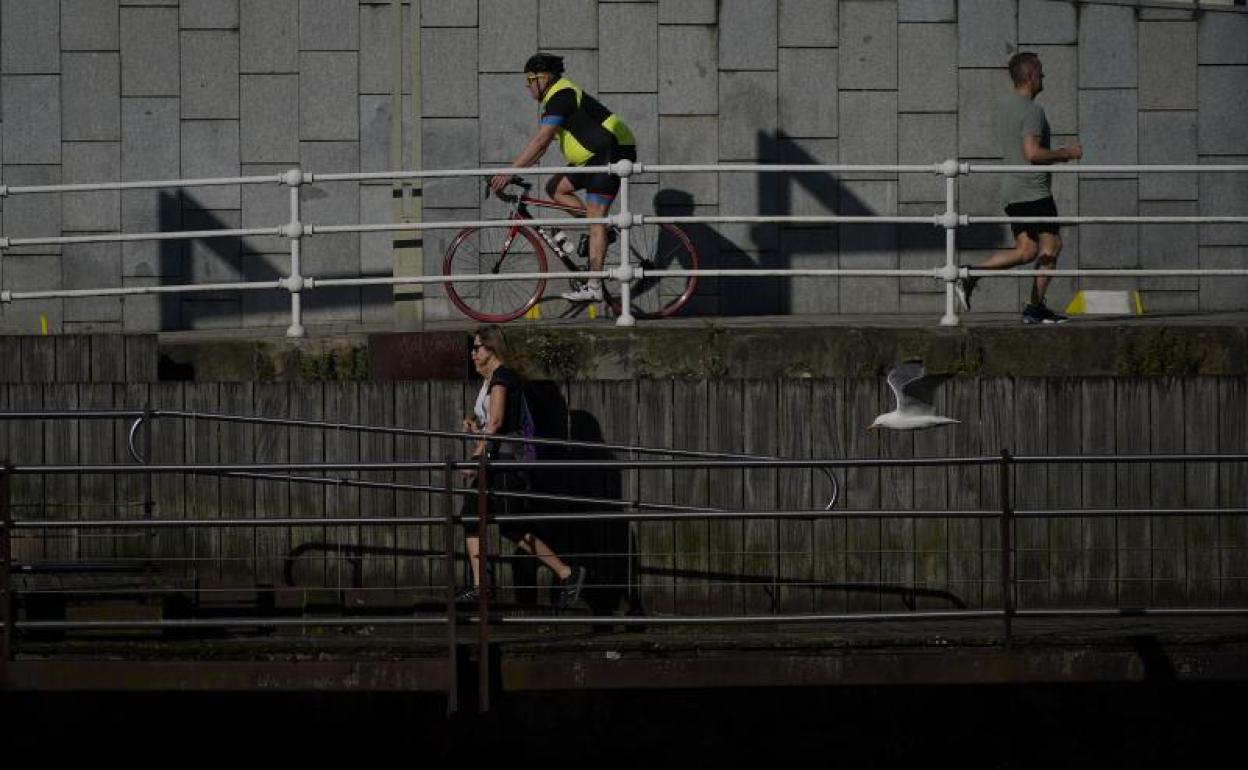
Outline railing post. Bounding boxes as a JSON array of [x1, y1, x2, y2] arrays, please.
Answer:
[[2, 461, 13, 678], [283, 169, 307, 338], [938, 159, 964, 326], [443, 457, 458, 716], [999, 449, 1014, 647], [476, 451, 491, 713], [613, 161, 636, 327]]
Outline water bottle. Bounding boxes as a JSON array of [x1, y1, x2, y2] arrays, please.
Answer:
[[551, 228, 575, 257]]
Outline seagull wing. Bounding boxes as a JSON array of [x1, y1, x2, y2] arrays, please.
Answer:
[[902, 372, 954, 410], [886, 359, 928, 412]]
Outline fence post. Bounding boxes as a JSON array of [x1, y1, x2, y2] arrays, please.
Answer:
[[443, 457, 458, 716], [282, 169, 307, 338], [476, 452, 491, 713], [2, 461, 13, 678], [613, 161, 636, 327], [940, 159, 963, 327], [999, 449, 1015, 647]]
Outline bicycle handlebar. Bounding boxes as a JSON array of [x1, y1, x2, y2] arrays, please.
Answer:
[[484, 175, 533, 202]]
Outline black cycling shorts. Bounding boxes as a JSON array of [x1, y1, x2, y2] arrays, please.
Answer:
[[568, 144, 638, 206], [1004, 196, 1060, 238]]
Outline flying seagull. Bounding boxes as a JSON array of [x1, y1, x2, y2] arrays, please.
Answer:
[[868, 358, 958, 431]]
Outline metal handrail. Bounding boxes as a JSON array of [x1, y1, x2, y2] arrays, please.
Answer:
[[2, 159, 1246, 332]]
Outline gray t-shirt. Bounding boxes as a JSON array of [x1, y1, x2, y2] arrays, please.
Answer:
[[998, 91, 1052, 207]]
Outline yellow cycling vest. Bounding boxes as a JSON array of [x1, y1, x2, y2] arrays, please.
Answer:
[[541, 78, 635, 166]]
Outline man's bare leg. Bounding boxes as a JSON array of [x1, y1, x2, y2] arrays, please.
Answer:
[[516, 533, 573, 581], [1032, 231, 1062, 306]]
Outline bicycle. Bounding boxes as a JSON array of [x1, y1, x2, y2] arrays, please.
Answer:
[[441, 178, 699, 323]]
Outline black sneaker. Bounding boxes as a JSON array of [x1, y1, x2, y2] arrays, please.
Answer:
[[1022, 303, 1067, 325], [557, 566, 586, 609], [955, 275, 978, 311]]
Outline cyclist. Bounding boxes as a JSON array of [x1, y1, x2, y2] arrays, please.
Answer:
[[489, 52, 637, 303]]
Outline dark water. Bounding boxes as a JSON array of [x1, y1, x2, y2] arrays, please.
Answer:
[[7, 683, 1242, 765]]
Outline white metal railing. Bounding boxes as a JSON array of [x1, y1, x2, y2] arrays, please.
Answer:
[[1, 160, 1246, 333]]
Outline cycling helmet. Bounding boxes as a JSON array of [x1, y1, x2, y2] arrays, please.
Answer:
[[524, 52, 564, 76]]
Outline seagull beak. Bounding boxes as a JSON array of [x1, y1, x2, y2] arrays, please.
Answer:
[[866, 424, 877, 432]]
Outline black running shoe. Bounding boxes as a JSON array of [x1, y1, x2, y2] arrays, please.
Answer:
[[1022, 303, 1067, 325], [557, 566, 587, 609], [955, 275, 978, 311], [454, 585, 492, 603]]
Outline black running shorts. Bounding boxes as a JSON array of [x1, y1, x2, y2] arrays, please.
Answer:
[[1004, 196, 1060, 238]]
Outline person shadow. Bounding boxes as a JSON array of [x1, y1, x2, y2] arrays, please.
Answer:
[[518, 382, 639, 625]]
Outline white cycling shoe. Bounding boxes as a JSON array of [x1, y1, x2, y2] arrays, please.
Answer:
[[561, 284, 603, 303]]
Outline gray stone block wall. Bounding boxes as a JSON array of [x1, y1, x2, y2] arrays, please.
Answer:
[[0, 0, 1245, 333]]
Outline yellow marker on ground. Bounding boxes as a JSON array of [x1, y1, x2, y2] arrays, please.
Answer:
[[525, 304, 542, 320], [40, 314, 48, 335], [587, 303, 598, 320], [1064, 290, 1144, 316]]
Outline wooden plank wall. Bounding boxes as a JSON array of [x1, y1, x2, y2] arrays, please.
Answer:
[[1, 376, 1245, 613]]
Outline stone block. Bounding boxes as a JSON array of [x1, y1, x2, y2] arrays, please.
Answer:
[[238, 162, 289, 256], [839, 91, 897, 172], [958, 167, 1012, 249], [359, 3, 391, 95], [422, 0, 477, 27], [720, 0, 777, 70], [1140, 22, 1197, 110], [840, 0, 896, 89], [600, 2, 658, 91], [779, 0, 837, 46], [658, 115, 718, 204], [118, 0, 176, 4], [1079, 4, 1137, 88], [898, 0, 954, 23], [898, 202, 945, 294], [2, 253, 61, 291], [182, 0, 239, 29], [121, 190, 185, 279], [540, 0, 597, 48], [300, 52, 359, 140], [2, 76, 60, 163], [1138, 290, 1197, 313], [718, 172, 782, 250], [180, 297, 243, 330], [1079, 90, 1138, 169], [780, 48, 836, 137], [181, 120, 241, 209], [63, 243, 123, 323], [1079, 179, 1138, 269], [1029, 45, 1076, 134], [421, 27, 477, 117], [658, 25, 717, 116], [360, 93, 414, 175], [2, 0, 60, 73], [480, 0, 537, 72], [838, 179, 898, 315], [182, 31, 241, 119], [718, 72, 778, 161], [63, 53, 122, 141], [784, 229, 839, 315], [479, 73, 535, 164], [62, 142, 121, 232], [122, 97, 180, 180], [1199, 66, 1248, 155], [959, 0, 1017, 69], [117, 279, 174, 331], [121, 7, 180, 95], [183, 208, 243, 285], [1, 165, 62, 255], [1139, 201, 1198, 291], [299, 0, 359, 50], [898, 23, 956, 113], [1139, 111, 1197, 200], [358, 182, 397, 275], [777, 136, 840, 220], [420, 118, 479, 208], [1199, 159, 1248, 246], [899, 113, 955, 202], [241, 0, 298, 73], [659, 0, 715, 24], [604, 91, 657, 169], [1200, 11, 1248, 64], [61, 0, 120, 50], [241, 74, 299, 163], [298, 140, 360, 279], [1018, 0, 1075, 45], [240, 254, 291, 327], [1200, 247, 1248, 310], [546, 48, 598, 93]]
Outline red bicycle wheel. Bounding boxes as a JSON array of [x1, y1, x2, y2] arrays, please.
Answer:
[[442, 225, 548, 323], [604, 222, 698, 318]]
